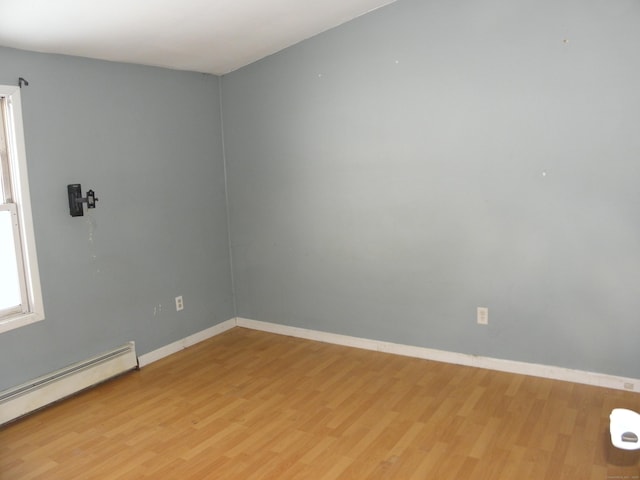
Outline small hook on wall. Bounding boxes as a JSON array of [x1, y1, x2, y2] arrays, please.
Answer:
[[68, 184, 99, 217]]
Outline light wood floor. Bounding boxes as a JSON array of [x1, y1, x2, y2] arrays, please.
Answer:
[[1, 327, 639, 479]]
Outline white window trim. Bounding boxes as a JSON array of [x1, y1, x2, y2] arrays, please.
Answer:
[[0, 84, 44, 333]]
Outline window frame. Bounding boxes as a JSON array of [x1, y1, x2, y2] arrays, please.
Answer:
[[0, 84, 44, 333]]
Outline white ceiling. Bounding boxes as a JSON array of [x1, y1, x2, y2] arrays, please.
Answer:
[[0, 0, 397, 75]]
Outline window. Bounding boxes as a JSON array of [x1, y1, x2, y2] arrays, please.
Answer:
[[0, 84, 44, 333]]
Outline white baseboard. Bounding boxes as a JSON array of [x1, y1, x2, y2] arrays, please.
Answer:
[[138, 319, 237, 367], [135, 316, 639, 393], [236, 317, 640, 393], [1, 342, 137, 425], [19, 315, 631, 426]]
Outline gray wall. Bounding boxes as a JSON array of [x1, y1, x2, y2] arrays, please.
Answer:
[[222, 0, 640, 378], [2, 0, 639, 391], [0, 47, 234, 390]]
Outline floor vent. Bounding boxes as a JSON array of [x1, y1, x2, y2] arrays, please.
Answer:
[[0, 342, 137, 425]]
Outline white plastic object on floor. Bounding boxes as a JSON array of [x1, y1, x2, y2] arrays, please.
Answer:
[[610, 408, 640, 450]]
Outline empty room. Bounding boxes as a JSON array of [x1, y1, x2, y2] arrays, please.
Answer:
[[1, 0, 639, 478]]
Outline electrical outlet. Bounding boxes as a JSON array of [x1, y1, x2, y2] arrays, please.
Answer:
[[175, 296, 184, 311], [477, 307, 488, 325]]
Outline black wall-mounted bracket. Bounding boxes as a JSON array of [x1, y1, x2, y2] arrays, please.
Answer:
[[68, 184, 99, 217]]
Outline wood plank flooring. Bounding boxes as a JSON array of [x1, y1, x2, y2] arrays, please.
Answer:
[[1, 327, 639, 479]]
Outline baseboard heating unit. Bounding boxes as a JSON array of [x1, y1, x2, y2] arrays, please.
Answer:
[[0, 341, 137, 425]]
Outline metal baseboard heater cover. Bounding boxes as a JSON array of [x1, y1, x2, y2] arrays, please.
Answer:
[[0, 342, 137, 425]]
